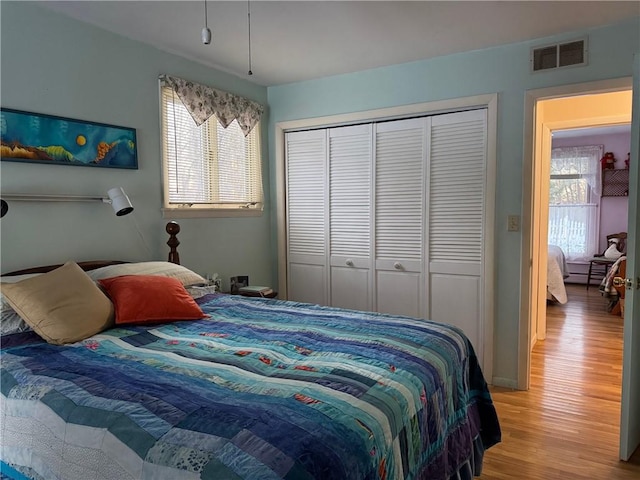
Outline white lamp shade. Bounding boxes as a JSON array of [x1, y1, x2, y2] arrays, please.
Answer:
[[107, 187, 134, 216]]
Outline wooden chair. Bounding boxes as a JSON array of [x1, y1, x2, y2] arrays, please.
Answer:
[[586, 232, 627, 289]]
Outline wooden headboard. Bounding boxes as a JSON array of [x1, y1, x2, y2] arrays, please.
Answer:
[[2, 221, 181, 276]]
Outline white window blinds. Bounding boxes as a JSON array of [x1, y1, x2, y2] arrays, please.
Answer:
[[160, 85, 263, 213]]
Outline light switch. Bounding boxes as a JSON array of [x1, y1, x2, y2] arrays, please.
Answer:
[[507, 215, 520, 232]]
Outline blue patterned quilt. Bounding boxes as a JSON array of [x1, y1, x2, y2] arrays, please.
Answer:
[[1, 294, 500, 480]]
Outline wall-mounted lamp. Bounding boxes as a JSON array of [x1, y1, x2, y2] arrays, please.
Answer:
[[105, 187, 134, 216], [0, 187, 134, 218]]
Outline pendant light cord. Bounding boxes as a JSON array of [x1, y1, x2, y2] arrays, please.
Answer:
[[247, 0, 253, 75], [201, 0, 211, 44]]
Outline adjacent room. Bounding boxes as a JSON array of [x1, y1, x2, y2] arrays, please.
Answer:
[[1, 1, 639, 479]]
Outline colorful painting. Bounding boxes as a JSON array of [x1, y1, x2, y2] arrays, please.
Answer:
[[0, 108, 137, 169]]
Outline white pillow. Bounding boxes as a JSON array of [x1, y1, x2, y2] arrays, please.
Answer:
[[1, 273, 41, 335], [0, 274, 42, 283], [87, 261, 207, 287], [603, 243, 623, 260], [1, 307, 33, 335]]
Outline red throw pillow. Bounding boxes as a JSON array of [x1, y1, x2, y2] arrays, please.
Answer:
[[98, 275, 207, 325]]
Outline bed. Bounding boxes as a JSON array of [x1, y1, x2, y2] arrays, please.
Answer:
[[0, 224, 500, 480], [547, 245, 569, 304]]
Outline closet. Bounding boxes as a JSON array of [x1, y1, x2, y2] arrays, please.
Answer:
[[285, 108, 489, 360]]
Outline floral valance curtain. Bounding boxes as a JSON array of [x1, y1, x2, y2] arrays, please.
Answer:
[[159, 74, 263, 136]]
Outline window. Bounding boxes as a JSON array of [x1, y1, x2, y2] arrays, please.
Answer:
[[160, 86, 263, 217], [548, 145, 602, 261]]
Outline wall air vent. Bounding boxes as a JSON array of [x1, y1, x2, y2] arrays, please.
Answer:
[[531, 38, 587, 72]]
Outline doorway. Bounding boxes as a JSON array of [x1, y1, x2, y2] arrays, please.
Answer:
[[520, 78, 635, 459], [520, 81, 633, 388], [529, 91, 633, 352]]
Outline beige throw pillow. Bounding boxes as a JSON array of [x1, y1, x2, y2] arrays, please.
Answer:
[[0, 261, 114, 345]]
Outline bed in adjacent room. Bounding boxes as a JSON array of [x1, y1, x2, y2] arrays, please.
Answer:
[[0, 225, 500, 480], [547, 244, 569, 304]]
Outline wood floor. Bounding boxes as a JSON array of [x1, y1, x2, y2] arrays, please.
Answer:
[[480, 284, 640, 479]]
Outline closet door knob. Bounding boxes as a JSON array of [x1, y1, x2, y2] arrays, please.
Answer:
[[346, 259, 354, 267], [393, 262, 402, 270]]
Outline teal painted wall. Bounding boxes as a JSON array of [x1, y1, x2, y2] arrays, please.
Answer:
[[0, 2, 271, 290], [267, 18, 640, 384]]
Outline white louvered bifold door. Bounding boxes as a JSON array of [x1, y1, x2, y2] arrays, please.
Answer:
[[329, 124, 373, 311], [286, 130, 328, 305], [374, 118, 427, 318], [427, 109, 487, 359]]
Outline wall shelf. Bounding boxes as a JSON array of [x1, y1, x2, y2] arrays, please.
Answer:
[[602, 169, 629, 197]]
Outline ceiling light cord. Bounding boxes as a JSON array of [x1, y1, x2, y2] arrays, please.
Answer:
[[247, 0, 253, 75], [201, 0, 212, 45]]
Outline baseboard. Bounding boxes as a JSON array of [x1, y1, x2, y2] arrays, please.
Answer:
[[491, 377, 519, 389]]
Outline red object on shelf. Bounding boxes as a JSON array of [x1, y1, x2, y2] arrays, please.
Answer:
[[600, 152, 616, 170]]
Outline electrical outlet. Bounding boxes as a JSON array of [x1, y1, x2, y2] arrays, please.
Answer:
[[507, 215, 520, 232]]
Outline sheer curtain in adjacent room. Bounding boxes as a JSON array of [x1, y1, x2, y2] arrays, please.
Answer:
[[548, 145, 602, 261]]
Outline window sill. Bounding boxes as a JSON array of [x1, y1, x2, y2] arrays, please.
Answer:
[[162, 208, 263, 219]]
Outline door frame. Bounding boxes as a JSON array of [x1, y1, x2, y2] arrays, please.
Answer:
[[519, 77, 633, 390], [274, 93, 497, 381]]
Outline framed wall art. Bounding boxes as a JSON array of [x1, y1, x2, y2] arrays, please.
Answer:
[[0, 108, 138, 169]]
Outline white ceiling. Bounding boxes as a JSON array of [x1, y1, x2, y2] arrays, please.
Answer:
[[37, 1, 640, 87]]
